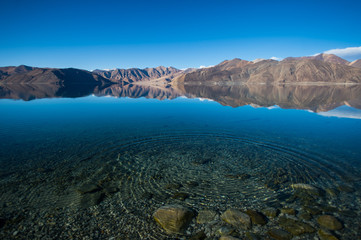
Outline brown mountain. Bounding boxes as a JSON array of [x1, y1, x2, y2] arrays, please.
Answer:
[[172, 57, 361, 85], [93, 66, 180, 83], [0, 65, 110, 86], [283, 53, 350, 65], [349, 59, 361, 68]]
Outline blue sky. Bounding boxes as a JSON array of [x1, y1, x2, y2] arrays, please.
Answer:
[[1, 0, 361, 70]]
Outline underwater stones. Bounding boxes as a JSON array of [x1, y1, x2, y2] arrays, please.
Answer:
[[339, 209, 357, 217], [141, 191, 154, 200], [165, 183, 182, 190], [192, 158, 211, 165], [317, 215, 343, 230], [153, 204, 194, 234], [246, 210, 267, 225], [221, 208, 251, 229], [186, 180, 199, 187], [216, 226, 235, 236], [77, 183, 101, 194], [318, 229, 339, 240], [337, 184, 355, 193], [267, 228, 292, 240], [0, 218, 6, 228], [325, 188, 338, 197], [245, 231, 260, 240], [80, 192, 105, 208], [291, 183, 318, 191], [196, 209, 218, 224], [189, 230, 207, 240], [303, 206, 322, 215], [291, 183, 324, 196], [219, 236, 240, 240], [225, 173, 251, 180], [101, 181, 119, 194], [320, 206, 338, 213], [263, 207, 279, 218], [264, 181, 280, 191], [171, 192, 190, 201], [298, 211, 312, 221], [280, 208, 296, 215], [278, 216, 315, 235]]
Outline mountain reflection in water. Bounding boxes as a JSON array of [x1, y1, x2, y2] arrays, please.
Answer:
[[1, 82, 361, 112]]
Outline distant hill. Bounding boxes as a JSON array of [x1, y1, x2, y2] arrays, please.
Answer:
[[92, 66, 180, 83], [283, 53, 350, 65], [349, 59, 361, 68], [0, 65, 110, 85]]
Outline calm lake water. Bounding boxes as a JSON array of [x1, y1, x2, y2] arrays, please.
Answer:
[[0, 85, 361, 239]]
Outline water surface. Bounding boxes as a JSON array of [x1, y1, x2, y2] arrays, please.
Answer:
[[0, 85, 361, 239]]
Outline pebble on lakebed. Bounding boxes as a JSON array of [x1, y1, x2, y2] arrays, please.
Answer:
[[317, 215, 343, 230], [221, 208, 251, 229], [267, 228, 292, 240], [196, 209, 218, 224], [318, 228, 340, 240], [153, 204, 194, 234]]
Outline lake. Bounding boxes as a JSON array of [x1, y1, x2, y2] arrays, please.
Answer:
[[0, 84, 361, 239]]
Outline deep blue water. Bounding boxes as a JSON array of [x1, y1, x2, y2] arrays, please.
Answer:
[[1, 95, 361, 239]]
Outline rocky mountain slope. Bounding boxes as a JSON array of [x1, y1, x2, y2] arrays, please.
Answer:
[[283, 53, 350, 65], [172, 56, 361, 85], [349, 59, 361, 68], [0, 65, 110, 86], [92, 66, 180, 83]]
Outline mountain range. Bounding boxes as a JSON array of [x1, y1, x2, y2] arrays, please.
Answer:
[[1, 54, 361, 87]]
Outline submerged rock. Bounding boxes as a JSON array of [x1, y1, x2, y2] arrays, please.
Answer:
[[325, 188, 338, 196], [80, 192, 105, 208], [263, 207, 279, 218], [317, 215, 343, 230], [303, 206, 322, 215], [291, 183, 324, 196], [298, 211, 312, 221], [278, 216, 315, 235], [216, 226, 235, 236], [245, 231, 260, 240], [280, 208, 296, 215], [225, 173, 251, 180], [246, 209, 267, 225], [219, 236, 240, 240], [337, 184, 355, 193], [318, 228, 339, 240], [171, 192, 190, 201], [196, 209, 218, 224], [77, 183, 101, 194], [189, 230, 207, 240], [165, 183, 182, 190], [291, 183, 318, 191], [267, 228, 292, 240], [0, 218, 6, 228], [153, 204, 194, 234], [221, 208, 251, 229]]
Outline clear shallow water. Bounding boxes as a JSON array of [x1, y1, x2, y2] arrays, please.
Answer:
[[1, 95, 361, 239]]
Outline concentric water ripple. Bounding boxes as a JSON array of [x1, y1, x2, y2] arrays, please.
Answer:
[[67, 130, 358, 212]]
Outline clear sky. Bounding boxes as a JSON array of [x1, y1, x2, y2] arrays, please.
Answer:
[[1, 0, 361, 70]]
